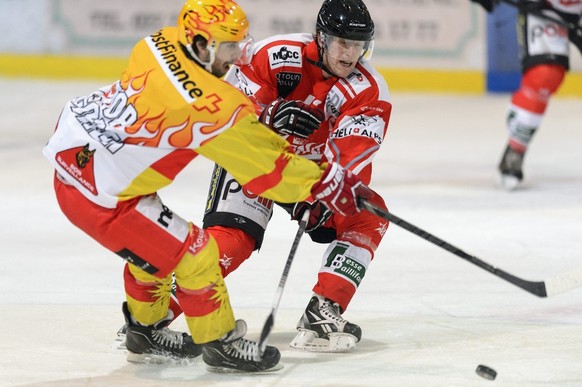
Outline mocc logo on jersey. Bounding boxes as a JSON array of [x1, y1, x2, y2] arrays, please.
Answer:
[[55, 144, 97, 195], [268, 45, 301, 69]]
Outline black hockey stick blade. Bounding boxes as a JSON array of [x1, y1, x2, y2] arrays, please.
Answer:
[[358, 198, 582, 298], [256, 209, 310, 361]]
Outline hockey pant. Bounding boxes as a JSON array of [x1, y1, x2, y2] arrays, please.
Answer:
[[53, 173, 235, 344], [508, 11, 568, 152], [203, 165, 389, 312]]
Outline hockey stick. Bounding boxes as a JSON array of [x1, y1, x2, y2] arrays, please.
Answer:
[[358, 198, 582, 298], [256, 209, 310, 361], [496, 0, 582, 34]]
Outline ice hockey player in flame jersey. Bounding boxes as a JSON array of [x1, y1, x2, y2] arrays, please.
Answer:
[[42, 0, 373, 373]]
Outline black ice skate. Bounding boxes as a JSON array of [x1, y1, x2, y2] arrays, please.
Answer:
[[290, 294, 361, 352], [122, 302, 202, 364], [202, 319, 282, 373], [498, 144, 525, 191]]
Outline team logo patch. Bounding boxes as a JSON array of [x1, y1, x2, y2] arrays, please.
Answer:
[[55, 143, 97, 195], [330, 115, 385, 145], [268, 45, 302, 69], [276, 71, 302, 98]]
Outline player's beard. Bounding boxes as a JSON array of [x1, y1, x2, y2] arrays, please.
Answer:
[[211, 59, 233, 78]]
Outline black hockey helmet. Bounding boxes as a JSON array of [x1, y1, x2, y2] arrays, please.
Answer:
[[316, 0, 374, 42]]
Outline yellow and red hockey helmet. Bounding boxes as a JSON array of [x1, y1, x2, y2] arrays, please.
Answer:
[[177, 0, 250, 49]]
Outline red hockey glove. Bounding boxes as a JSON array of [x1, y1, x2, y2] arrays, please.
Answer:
[[291, 201, 332, 232], [311, 163, 373, 216], [259, 99, 324, 138]]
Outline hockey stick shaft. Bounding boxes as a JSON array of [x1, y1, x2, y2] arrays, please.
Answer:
[[257, 209, 310, 359], [497, 0, 582, 33], [359, 198, 582, 298]]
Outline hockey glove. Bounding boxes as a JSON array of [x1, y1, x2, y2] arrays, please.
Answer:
[[569, 25, 582, 55], [311, 163, 373, 216], [259, 99, 324, 138], [470, 0, 498, 13], [291, 201, 332, 232]]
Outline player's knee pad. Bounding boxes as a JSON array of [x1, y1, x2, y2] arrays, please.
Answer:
[[334, 193, 388, 253], [173, 236, 236, 343], [124, 263, 173, 325], [513, 64, 566, 112], [206, 225, 255, 276], [522, 64, 565, 94], [174, 235, 222, 291]]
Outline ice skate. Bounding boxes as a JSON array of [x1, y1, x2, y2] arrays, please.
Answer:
[[122, 302, 202, 364], [202, 319, 282, 373], [290, 294, 361, 352], [498, 144, 525, 191]]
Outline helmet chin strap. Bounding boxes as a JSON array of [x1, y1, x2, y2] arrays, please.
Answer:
[[309, 34, 340, 78], [186, 43, 216, 73], [305, 56, 338, 78]]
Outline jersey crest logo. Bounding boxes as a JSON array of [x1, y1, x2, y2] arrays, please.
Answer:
[[347, 71, 364, 83], [276, 71, 302, 98], [268, 45, 302, 69], [55, 144, 98, 195], [76, 144, 96, 168]]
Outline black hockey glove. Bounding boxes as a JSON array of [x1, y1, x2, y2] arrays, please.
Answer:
[[568, 24, 582, 55], [516, 0, 546, 13], [259, 99, 324, 138], [470, 0, 498, 13], [291, 201, 332, 232]]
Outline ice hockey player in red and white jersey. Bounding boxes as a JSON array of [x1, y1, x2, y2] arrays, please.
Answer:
[[200, 0, 392, 352], [42, 0, 374, 373], [474, 0, 582, 189]]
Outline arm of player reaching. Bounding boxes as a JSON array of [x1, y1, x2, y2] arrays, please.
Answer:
[[195, 112, 366, 215]]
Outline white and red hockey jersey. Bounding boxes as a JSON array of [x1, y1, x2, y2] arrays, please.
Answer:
[[224, 33, 392, 185]]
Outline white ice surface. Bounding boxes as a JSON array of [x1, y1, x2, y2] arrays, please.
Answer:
[[1, 78, 582, 386]]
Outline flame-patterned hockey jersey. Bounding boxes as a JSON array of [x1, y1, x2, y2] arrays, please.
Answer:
[[43, 27, 324, 209], [224, 33, 392, 185]]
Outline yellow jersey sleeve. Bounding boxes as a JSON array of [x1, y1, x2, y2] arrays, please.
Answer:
[[196, 113, 324, 203]]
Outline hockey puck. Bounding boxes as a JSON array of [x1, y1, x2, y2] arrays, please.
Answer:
[[475, 364, 497, 380]]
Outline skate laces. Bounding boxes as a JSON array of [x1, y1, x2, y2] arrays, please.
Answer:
[[319, 299, 347, 326], [223, 337, 260, 361], [151, 327, 184, 349]]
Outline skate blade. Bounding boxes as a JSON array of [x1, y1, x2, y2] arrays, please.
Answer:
[[126, 351, 202, 366], [289, 330, 357, 352], [498, 173, 521, 191], [205, 362, 284, 374]]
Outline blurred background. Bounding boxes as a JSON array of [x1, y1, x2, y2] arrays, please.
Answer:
[[1, 2, 581, 384], [0, 0, 580, 95]]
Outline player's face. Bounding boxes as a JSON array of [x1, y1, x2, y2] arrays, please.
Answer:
[[321, 35, 367, 78], [211, 37, 254, 78]]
